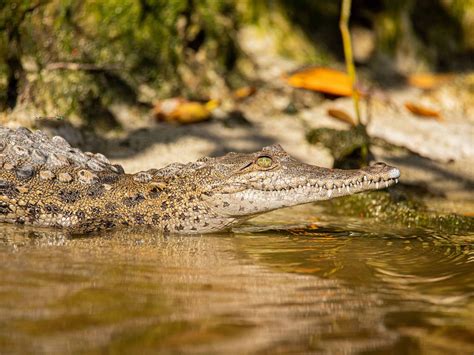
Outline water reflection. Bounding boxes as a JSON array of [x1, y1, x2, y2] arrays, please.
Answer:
[[0, 208, 473, 353], [234, 214, 474, 353]]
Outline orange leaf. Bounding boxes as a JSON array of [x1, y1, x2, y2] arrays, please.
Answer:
[[327, 108, 356, 126], [233, 86, 256, 100], [153, 98, 217, 124], [407, 73, 452, 90], [287, 67, 354, 96], [404, 102, 442, 120]]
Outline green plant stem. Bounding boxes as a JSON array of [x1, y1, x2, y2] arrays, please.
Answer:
[[339, 0, 361, 125]]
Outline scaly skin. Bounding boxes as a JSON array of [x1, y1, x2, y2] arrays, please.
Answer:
[[0, 127, 400, 234]]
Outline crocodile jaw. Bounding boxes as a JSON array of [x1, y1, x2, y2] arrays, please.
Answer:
[[206, 163, 400, 219]]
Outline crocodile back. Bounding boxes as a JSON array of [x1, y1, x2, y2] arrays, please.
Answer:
[[0, 127, 128, 231], [0, 127, 122, 176]]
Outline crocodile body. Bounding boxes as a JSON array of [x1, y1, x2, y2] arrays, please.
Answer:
[[0, 127, 400, 234]]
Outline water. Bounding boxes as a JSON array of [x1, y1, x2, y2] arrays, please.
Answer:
[[0, 204, 473, 354]]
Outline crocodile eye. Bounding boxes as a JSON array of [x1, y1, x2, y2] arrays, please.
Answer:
[[256, 156, 273, 168]]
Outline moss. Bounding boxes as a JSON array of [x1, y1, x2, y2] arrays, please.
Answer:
[[306, 125, 370, 168], [322, 190, 474, 235], [0, 0, 243, 127], [242, 0, 333, 65]]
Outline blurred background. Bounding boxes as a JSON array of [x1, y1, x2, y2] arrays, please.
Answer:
[[1, 0, 473, 124]]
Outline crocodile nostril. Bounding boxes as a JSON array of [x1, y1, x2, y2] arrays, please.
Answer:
[[388, 167, 401, 179]]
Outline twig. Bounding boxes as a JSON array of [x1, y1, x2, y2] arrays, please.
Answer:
[[339, 0, 361, 125], [45, 62, 120, 72]]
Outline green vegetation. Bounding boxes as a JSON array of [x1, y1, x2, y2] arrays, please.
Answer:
[[323, 190, 474, 235], [0, 0, 241, 127], [306, 125, 370, 168], [1, 0, 472, 128]]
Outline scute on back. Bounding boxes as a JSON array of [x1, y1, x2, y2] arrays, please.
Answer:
[[0, 126, 123, 175]]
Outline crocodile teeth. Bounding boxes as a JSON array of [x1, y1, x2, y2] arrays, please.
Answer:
[[346, 186, 351, 193], [375, 182, 379, 189], [395, 178, 399, 183], [385, 181, 389, 188], [327, 189, 333, 197]]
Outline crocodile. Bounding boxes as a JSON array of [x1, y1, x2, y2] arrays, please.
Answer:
[[0, 126, 400, 234]]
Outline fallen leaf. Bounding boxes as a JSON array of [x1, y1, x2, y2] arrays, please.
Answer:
[[204, 99, 220, 111], [287, 67, 354, 97], [233, 86, 256, 100], [407, 73, 452, 90], [154, 98, 218, 124], [404, 102, 442, 120], [327, 108, 356, 126]]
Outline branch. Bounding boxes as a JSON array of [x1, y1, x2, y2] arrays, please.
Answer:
[[44, 62, 120, 72], [21, 1, 45, 22], [5, 1, 47, 40]]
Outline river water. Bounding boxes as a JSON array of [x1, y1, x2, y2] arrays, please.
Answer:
[[0, 204, 473, 354]]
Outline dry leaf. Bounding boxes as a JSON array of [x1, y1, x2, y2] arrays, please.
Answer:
[[233, 86, 256, 100], [327, 108, 356, 126], [404, 102, 442, 120], [154, 98, 218, 124], [407, 73, 452, 90], [287, 67, 354, 96]]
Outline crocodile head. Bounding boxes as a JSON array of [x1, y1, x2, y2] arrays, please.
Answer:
[[167, 144, 400, 231]]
